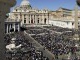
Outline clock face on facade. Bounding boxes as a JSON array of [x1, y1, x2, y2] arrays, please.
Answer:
[[76, 0, 80, 6]]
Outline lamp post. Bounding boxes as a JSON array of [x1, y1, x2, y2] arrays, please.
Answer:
[[0, 0, 16, 60]]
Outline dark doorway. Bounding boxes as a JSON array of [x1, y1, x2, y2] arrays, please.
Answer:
[[44, 18, 47, 24], [31, 19, 33, 23], [38, 20, 39, 24]]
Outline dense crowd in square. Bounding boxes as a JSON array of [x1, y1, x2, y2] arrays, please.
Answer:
[[26, 26, 80, 60], [5, 32, 49, 60], [4, 26, 80, 60]]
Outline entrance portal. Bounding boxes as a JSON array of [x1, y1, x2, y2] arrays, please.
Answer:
[[44, 18, 47, 24], [31, 19, 33, 24]]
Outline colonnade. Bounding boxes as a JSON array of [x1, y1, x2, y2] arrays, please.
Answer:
[[20, 14, 49, 25], [5, 23, 20, 33]]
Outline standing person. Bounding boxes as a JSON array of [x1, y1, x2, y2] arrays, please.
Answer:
[[70, 46, 77, 60], [54, 46, 59, 60]]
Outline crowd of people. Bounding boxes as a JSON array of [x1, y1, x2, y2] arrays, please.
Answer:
[[26, 27, 47, 34], [5, 26, 80, 60], [26, 26, 80, 60], [5, 32, 49, 60]]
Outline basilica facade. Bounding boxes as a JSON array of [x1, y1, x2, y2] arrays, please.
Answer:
[[8, 0, 53, 26], [7, 0, 80, 29]]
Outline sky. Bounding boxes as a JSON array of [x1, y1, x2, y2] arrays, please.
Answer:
[[12, 0, 77, 11]]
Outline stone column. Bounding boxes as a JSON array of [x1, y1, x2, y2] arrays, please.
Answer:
[[32, 15, 34, 24], [34, 15, 35, 24], [35, 15, 37, 25], [22, 14, 24, 24], [48, 13, 49, 24], [18, 24, 20, 31], [9, 24, 12, 33], [30, 15, 31, 24], [42, 14, 45, 24], [26, 14, 28, 24], [6, 24, 8, 33], [0, 0, 16, 60], [14, 23, 16, 32]]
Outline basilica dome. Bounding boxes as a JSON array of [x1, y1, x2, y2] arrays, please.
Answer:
[[20, 0, 32, 9], [20, 0, 30, 6]]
